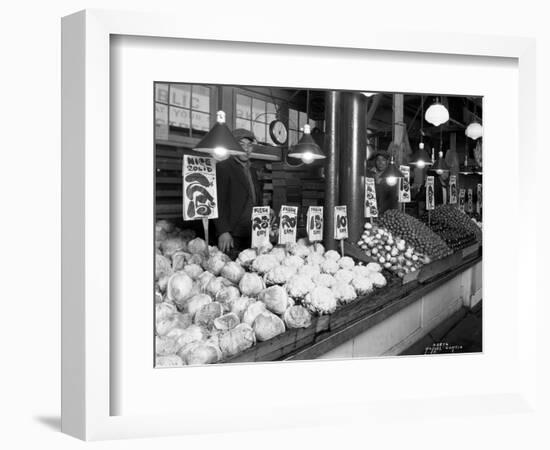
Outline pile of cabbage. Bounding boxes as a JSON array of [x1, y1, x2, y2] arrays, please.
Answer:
[[154, 219, 387, 367]]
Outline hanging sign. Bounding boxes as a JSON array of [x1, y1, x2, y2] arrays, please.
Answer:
[[182, 155, 218, 220], [250, 206, 271, 248], [334, 206, 349, 240], [449, 175, 458, 204], [476, 183, 482, 214], [458, 189, 466, 213], [426, 176, 435, 210], [399, 165, 411, 203], [306, 206, 324, 242], [278, 205, 298, 245], [364, 177, 379, 218], [467, 188, 474, 213]]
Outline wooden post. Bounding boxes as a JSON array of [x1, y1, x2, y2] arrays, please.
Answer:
[[202, 218, 210, 256], [393, 93, 405, 166]]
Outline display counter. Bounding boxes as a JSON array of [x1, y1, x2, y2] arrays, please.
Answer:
[[223, 250, 482, 363]]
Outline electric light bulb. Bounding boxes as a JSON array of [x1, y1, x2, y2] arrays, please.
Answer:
[[302, 151, 314, 164], [436, 169, 443, 175], [419, 142, 425, 150], [213, 146, 228, 160], [386, 176, 398, 186], [417, 160, 426, 169]]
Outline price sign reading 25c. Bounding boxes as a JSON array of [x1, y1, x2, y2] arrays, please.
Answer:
[[334, 205, 348, 240], [251, 206, 271, 248]]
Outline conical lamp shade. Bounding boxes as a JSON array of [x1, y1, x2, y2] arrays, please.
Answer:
[[381, 158, 405, 186], [459, 154, 473, 175], [410, 146, 433, 168], [194, 111, 246, 158], [288, 125, 325, 163], [433, 151, 449, 173]]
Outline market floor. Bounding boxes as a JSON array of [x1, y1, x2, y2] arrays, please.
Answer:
[[400, 302, 483, 355]]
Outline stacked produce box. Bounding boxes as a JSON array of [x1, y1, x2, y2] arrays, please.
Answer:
[[155, 220, 389, 367]]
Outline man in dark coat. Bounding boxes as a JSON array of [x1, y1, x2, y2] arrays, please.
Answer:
[[214, 128, 262, 257], [366, 150, 399, 215]]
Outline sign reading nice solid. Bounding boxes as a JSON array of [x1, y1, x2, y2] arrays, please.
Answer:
[[182, 155, 218, 220]]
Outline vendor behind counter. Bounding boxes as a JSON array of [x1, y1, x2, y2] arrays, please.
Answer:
[[366, 150, 399, 215]]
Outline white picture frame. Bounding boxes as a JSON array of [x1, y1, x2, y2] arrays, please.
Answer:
[[61, 9, 538, 441]]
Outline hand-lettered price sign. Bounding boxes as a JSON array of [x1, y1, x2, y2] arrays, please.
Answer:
[[306, 206, 324, 242], [399, 165, 411, 203], [476, 183, 482, 214], [251, 206, 271, 248], [458, 188, 466, 212], [334, 206, 348, 240], [278, 205, 298, 245], [364, 177, 378, 218], [182, 155, 218, 220], [467, 188, 474, 213], [426, 176, 435, 210], [449, 175, 458, 204]]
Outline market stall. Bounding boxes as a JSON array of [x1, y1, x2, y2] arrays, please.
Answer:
[[154, 86, 483, 366]]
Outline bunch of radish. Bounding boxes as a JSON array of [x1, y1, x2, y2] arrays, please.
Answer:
[[357, 222, 427, 278]]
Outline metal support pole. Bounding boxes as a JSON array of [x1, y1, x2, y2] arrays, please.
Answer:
[[340, 92, 367, 244], [323, 91, 341, 251]]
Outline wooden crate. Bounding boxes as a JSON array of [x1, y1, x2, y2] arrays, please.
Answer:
[[417, 252, 463, 283], [461, 242, 480, 260]]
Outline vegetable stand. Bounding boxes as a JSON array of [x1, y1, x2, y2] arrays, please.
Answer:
[[222, 250, 481, 363]]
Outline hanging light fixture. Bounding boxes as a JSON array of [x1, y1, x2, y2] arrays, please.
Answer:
[[433, 151, 450, 174], [433, 128, 449, 174], [381, 156, 405, 186], [459, 153, 473, 175], [194, 111, 247, 160], [410, 96, 433, 168], [425, 96, 449, 126], [465, 101, 483, 140], [465, 122, 483, 140], [288, 90, 326, 164], [287, 124, 325, 163]]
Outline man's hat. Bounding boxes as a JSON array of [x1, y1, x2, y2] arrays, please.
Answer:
[[232, 128, 256, 142], [369, 149, 390, 160]]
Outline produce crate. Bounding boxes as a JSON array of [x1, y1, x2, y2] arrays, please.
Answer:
[[343, 242, 375, 264], [461, 242, 480, 260], [402, 268, 420, 284], [416, 252, 463, 284]]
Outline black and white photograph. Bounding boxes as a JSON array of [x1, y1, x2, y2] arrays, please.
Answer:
[[154, 84, 483, 367]]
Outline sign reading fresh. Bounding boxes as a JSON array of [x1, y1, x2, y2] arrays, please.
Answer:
[[307, 206, 324, 242], [251, 206, 271, 248], [278, 205, 298, 244]]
